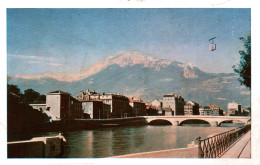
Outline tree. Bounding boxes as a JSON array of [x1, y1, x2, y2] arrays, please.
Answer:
[[233, 34, 251, 89], [7, 85, 50, 140], [7, 84, 21, 95], [22, 88, 41, 102], [38, 94, 46, 102]]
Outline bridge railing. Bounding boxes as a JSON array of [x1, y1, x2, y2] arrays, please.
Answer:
[[196, 124, 251, 158]]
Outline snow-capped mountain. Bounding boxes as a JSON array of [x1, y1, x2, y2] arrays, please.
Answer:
[[9, 51, 250, 110], [14, 51, 197, 82]]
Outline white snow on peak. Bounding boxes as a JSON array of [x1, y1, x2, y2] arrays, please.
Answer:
[[106, 51, 173, 67], [183, 62, 198, 79], [14, 51, 175, 82]]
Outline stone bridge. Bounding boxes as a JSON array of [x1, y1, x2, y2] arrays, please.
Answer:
[[144, 116, 251, 127]]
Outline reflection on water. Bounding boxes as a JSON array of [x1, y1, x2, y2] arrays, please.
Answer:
[[62, 123, 243, 158], [8, 123, 244, 158]]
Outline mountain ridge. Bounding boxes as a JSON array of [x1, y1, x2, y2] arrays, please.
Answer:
[[9, 51, 250, 111], [13, 51, 200, 82]]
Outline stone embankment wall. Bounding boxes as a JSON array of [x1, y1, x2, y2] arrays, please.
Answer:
[[8, 135, 65, 158]]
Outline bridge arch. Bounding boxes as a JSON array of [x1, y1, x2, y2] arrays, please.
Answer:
[[179, 119, 211, 126], [218, 119, 246, 126], [147, 119, 173, 125]]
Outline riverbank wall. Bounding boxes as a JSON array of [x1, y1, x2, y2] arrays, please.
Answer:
[[8, 117, 148, 141], [8, 135, 65, 158], [15, 117, 147, 132], [47, 117, 148, 131], [68, 117, 147, 129]]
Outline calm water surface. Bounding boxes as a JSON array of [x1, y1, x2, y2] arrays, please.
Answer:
[[12, 123, 243, 158], [61, 123, 243, 158]]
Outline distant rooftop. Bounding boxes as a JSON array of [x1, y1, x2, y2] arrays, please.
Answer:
[[163, 94, 183, 98], [209, 105, 220, 108], [128, 97, 143, 102], [47, 90, 70, 95]]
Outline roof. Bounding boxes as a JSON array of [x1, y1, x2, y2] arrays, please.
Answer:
[[47, 90, 70, 95], [163, 94, 176, 97], [203, 106, 211, 109], [209, 105, 220, 108], [163, 94, 183, 99], [128, 97, 143, 102]]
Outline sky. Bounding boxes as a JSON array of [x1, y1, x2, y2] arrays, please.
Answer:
[[7, 8, 251, 76]]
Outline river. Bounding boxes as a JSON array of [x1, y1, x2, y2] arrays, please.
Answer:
[[9, 123, 244, 158]]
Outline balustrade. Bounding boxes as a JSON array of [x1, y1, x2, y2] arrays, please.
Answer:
[[197, 124, 251, 158]]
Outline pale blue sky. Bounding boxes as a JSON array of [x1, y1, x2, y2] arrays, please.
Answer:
[[7, 8, 251, 76]]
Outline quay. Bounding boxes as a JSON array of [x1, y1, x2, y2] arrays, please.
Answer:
[[220, 130, 251, 158], [8, 134, 66, 158]]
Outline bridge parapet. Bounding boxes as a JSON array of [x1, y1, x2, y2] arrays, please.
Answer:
[[144, 116, 250, 127]]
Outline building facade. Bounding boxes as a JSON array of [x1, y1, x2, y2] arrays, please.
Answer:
[[199, 106, 211, 116], [75, 90, 132, 118], [129, 97, 146, 116], [227, 102, 242, 116], [151, 99, 162, 107], [184, 101, 200, 115], [82, 100, 110, 119], [162, 94, 184, 116], [209, 105, 223, 116], [199, 105, 223, 116], [46, 90, 82, 120], [75, 89, 98, 101], [100, 93, 131, 118], [145, 102, 159, 116]]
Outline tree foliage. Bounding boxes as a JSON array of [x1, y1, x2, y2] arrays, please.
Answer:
[[7, 84, 46, 103], [233, 35, 251, 89], [7, 84, 21, 96], [22, 88, 41, 102], [7, 85, 50, 140]]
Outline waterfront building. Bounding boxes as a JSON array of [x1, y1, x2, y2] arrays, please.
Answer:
[[184, 101, 199, 115], [82, 100, 110, 119], [46, 90, 83, 120], [162, 94, 184, 116], [75, 90, 132, 118], [149, 99, 173, 116], [147, 106, 173, 116], [129, 97, 146, 116], [209, 105, 222, 116], [199, 106, 211, 116], [100, 93, 131, 118], [227, 102, 242, 116], [163, 107, 173, 116], [151, 99, 163, 107], [75, 89, 98, 101], [145, 102, 158, 116], [199, 105, 223, 116], [144, 102, 152, 109]]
